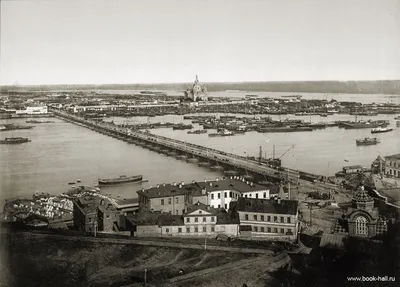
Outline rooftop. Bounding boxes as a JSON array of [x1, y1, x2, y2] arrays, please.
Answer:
[[231, 197, 298, 215], [385, 153, 400, 160], [136, 178, 276, 199], [184, 202, 218, 216], [319, 233, 348, 250]]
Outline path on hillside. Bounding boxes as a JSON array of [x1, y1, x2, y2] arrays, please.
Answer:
[[2, 230, 274, 255]]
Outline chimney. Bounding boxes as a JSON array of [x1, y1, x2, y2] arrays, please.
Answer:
[[230, 176, 233, 179], [242, 178, 245, 182], [181, 181, 185, 186], [250, 182, 254, 187], [179, 184, 182, 188], [157, 184, 160, 188], [207, 206, 210, 210], [150, 186, 153, 189], [173, 182, 177, 186], [163, 183, 166, 187], [246, 181, 249, 185], [204, 179, 207, 183], [192, 180, 195, 184], [202, 189, 206, 195], [142, 188, 145, 192], [216, 178, 219, 182], [209, 182, 213, 187]]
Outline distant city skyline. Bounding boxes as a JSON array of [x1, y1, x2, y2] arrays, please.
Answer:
[[1, 0, 400, 85]]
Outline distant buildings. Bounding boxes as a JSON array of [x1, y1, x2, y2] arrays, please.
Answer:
[[184, 75, 208, 102], [384, 153, 400, 178], [16, 106, 48, 115]]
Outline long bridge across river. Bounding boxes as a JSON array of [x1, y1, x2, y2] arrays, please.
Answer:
[[52, 109, 329, 185]]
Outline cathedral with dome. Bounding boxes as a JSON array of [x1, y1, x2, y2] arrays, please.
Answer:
[[184, 75, 208, 101], [332, 185, 388, 238]]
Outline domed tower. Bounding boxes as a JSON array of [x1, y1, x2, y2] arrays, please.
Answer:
[[352, 185, 374, 212]]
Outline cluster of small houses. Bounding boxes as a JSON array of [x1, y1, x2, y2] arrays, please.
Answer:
[[72, 177, 300, 241]]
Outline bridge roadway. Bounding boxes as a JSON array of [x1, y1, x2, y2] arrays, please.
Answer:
[[52, 109, 306, 183]]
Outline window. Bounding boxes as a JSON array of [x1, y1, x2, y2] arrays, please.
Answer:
[[261, 227, 265, 232], [195, 227, 198, 232], [263, 192, 266, 198], [267, 227, 271, 232], [254, 226, 258, 232], [274, 216, 277, 222], [253, 215, 258, 221], [218, 193, 221, 199], [280, 216, 284, 223], [273, 228, 278, 233], [195, 217, 198, 222], [203, 217, 206, 222], [267, 216, 271, 222], [224, 192, 227, 198], [249, 194, 251, 198], [287, 228, 292, 234], [245, 214, 249, 220], [211, 194, 214, 200], [245, 195, 248, 198], [178, 228, 182, 233], [161, 199, 164, 205], [229, 192, 232, 198], [203, 227, 207, 232], [166, 228, 169, 233], [186, 227, 190, 233], [224, 204, 227, 209], [168, 198, 172, 204], [355, 216, 368, 235], [176, 210, 178, 215], [106, 214, 110, 219], [211, 217, 215, 222], [88, 217, 92, 223], [211, 226, 215, 232], [186, 218, 190, 223], [287, 217, 291, 223], [199, 210, 202, 214], [256, 193, 258, 199], [218, 204, 221, 208], [261, 215, 265, 221], [176, 197, 178, 203], [280, 228, 284, 234]]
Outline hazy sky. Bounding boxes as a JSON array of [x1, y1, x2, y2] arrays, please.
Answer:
[[1, 0, 399, 85]]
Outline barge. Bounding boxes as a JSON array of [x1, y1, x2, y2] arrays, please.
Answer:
[[98, 175, 143, 185]]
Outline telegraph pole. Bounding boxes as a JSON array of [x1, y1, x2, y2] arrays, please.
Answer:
[[144, 268, 147, 287]]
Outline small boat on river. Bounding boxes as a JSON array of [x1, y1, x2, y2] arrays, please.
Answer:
[[0, 137, 31, 144], [356, 137, 380, 146], [98, 175, 143, 185], [371, 127, 393, 134]]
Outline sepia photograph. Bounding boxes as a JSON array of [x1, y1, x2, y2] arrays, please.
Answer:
[[0, 0, 399, 286]]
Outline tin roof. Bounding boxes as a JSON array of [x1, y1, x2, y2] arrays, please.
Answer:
[[319, 233, 348, 249], [232, 197, 298, 215]]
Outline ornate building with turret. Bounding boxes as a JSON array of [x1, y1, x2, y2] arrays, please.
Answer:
[[332, 186, 388, 237], [184, 75, 208, 101]]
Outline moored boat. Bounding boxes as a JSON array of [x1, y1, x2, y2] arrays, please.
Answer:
[[356, 137, 380, 146], [371, 127, 393, 134], [187, 129, 207, 134], [0, 137, 31, 144], [209, 128, 234, 137], [26, 120, 55, 124], [98, 175, 143, 185]]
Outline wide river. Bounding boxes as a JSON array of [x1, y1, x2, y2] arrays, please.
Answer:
[[1, 93, 400, 206]]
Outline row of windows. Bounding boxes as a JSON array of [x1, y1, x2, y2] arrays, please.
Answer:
[[244, 214, 292, 223], [387, 169, 400, 177], [186, 216, 215, 223], [161, 197, 179, 205], [210, 192, 268, 200], [253, 226, 292, 234], [387, 161, 400, 168], [165, 226, 215, 233]]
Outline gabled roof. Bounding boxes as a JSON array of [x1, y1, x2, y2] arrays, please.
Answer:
[[385, 153, 400, 160], [195, 178, 273, 193], [232, 197, 298, 215], [137, 183, 201, 199], [184, 202, 218, 216]]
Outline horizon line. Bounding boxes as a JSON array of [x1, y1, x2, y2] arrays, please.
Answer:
[[1, 79, 400, 88]]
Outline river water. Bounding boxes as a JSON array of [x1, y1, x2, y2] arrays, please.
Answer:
[[1, 93, 400, 206]]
